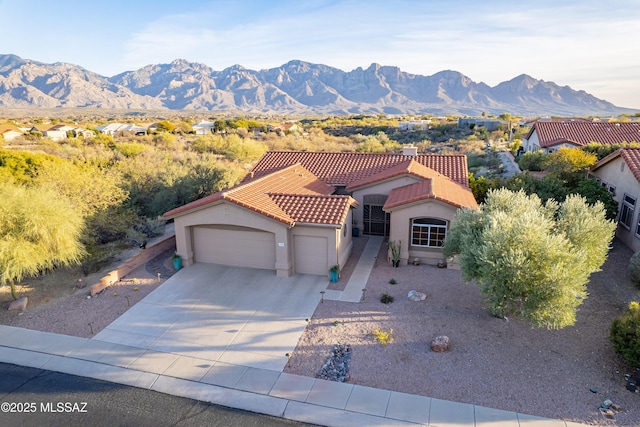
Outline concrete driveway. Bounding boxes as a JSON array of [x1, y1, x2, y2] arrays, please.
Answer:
[[93, 263, 328, 372]]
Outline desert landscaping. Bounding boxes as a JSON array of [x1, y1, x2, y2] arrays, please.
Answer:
[[1, 234, 639, 426]]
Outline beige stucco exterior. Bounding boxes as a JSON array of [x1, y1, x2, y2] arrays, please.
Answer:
[[591, 157, 640, 252], [350, 176, 422, 229], [172, 200, 352, 278], [386, 199, 460, 266]]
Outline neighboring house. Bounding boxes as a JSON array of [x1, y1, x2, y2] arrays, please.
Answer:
[[523, 121, 640, 153], [458, 118, 502, 131], [590, 148, 640, 253], [96, 123, 147, 136], [282, 123, 301, 133], [74, 129, 95, 139], [399, 119, 430, 131], [0, 125, 23, 141], [164, 147, 477, 278], [193, 120, 215, 135], [28, 125, 66, 141]]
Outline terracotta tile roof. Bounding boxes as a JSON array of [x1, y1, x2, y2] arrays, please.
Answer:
[[592, 148, 640, 183], [346, 158, 441, 190], [164, 163, 356, 226], [269, 194, 358, 225], [384, 174, 478, 211], [245, 151, 470, 187], [527, 121, 640, 148], [0, 124, 21, 133]]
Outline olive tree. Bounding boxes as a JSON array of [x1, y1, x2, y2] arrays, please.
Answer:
[[444, 188, 615, 329], [0, 183, 85, 300]]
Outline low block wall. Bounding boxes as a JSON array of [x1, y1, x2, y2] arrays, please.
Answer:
[[90, 235, 176, 296]]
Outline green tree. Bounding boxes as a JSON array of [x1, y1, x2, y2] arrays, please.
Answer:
[[444, 189, 615, 329], [0, 183, 85, 299], [543, 147, 597, 184], [468, 173, 501, 204], [155, 120, 176, 133], [517, 151, 545, 171]]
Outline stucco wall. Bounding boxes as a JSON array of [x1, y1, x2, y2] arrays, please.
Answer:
[[173, 201, 291, 276], [387, 200, 458, 265], [592, 157, 640, 252], [350, 176, 421, 227], [336, 210, 354, 271]]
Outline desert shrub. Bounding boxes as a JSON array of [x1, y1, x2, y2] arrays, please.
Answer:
[[610, 302, 640, 367], [630, 252, 640, 286], [115, 141, 147, 157], [388, 278, 397, 284], [134, 216, 166, 238], [380, 292, 394, 304], [518, 151, 545, 171], [85, 206, 139, 244], [372, 328, 394, 347]]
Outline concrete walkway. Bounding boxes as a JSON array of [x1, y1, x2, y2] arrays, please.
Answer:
[[0, 251, 588, 426]]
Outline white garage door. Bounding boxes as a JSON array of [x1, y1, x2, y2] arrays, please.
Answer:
[[294, 235, 328, 275], [193, 226, 276, 270]]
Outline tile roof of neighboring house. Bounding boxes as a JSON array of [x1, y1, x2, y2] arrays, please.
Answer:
[[245, 151, 470, 187], [526, 121, 640, 149], [592, 148, 640, 183], [164, 163, 357, 226], [384, 174, 478, 211], [0, 124, 21, 134]]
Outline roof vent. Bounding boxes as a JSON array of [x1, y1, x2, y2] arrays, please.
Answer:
[[402, 145, 418, 157]]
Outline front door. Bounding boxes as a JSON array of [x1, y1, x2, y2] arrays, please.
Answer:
[[363, 204, 390, 236]]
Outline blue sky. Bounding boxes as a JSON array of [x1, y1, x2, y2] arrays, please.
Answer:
[[1, 0, 639, 109]]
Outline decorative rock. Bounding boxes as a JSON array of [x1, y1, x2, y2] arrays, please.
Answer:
[[407, 290, 426, 301], [317, 344, 351, 382], [431, 335, 450, 352], [8, 296, 28, 311]]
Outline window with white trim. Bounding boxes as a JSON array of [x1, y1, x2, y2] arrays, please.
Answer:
[[411, 218, 447, 248], [620, 194, 636, 229]]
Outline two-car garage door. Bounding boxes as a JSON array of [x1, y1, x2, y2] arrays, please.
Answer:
[[192, 225, 276, 270]]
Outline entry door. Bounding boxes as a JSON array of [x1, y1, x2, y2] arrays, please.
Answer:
[[363, 204, 390, 236]]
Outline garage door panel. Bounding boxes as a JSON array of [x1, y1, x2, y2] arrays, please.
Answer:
[[294, 236, 328, 275], [193, 226, 275, 270]]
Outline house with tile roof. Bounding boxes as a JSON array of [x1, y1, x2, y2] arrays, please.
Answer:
[[164, 147, 478, 278], [0, 125, 23, 141], [523, 121, 640, 153], [590, 148, 640, 253]]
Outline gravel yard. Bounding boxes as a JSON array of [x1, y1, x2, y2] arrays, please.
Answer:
[[285, 237, 640, 427], [1, 236, 639, 426]]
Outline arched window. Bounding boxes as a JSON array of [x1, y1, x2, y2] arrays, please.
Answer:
[[411, 218, 447, 248]]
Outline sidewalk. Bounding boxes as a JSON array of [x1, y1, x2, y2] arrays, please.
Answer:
[[0, 237, 588, 427]]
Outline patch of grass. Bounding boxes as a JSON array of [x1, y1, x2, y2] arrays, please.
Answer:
[[380, 292, 394, 304], [388, 278, 397, 285], [372, 328, 394, 347]]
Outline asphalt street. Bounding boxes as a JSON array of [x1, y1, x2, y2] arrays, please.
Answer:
[[0, 362, 316, 427]]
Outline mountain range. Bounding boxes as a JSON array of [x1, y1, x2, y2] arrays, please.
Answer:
[[0, 54, 634, 116]]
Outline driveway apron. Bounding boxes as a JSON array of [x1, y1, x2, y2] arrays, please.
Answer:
[[92, 263, 328, 372]]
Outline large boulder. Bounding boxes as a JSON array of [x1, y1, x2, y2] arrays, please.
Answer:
[[407, 290, 426, 301], [8, 296, 28, 311]]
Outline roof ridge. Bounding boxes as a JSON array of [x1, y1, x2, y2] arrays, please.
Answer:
[[226, 162, 306, 194]]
